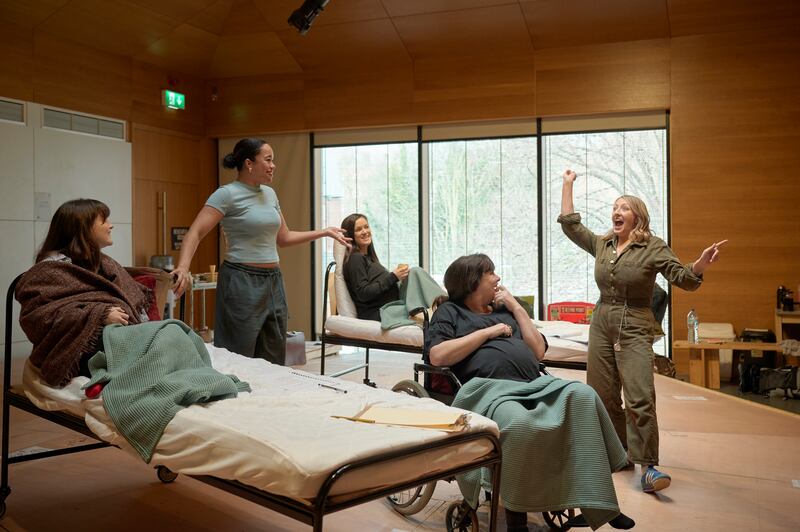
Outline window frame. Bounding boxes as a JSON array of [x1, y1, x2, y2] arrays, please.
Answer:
[[311, 113, 671, 355]]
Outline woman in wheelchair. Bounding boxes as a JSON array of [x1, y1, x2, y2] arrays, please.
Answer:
[[426, 254, 635, 532]]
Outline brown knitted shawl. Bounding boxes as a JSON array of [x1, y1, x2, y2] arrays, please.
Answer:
[[15, 255, 151, 387]]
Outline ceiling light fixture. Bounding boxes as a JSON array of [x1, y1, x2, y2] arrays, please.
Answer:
[[288, 0, 330, 35]]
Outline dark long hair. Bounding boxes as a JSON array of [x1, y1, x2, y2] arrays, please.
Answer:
[[340, 213, 380, 264], [222, 138, 268, 171], [435, 253, 496, 307], [36, 199, 110, 272]]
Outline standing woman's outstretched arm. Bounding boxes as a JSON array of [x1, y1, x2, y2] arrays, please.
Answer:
[[561, 169, 578, 216], [557, 169, 598, 256]]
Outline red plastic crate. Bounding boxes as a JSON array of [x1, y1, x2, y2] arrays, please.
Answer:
[[547, 301, 595, 324]]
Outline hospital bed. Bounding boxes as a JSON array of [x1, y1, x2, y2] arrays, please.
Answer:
[[2, 274, 503, 531], [319, 244, 589, 381]]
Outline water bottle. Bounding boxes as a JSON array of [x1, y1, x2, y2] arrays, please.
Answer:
[[687, 308, 699, 343]]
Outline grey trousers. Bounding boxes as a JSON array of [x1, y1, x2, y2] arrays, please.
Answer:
[[214, 261, 288, 365], [587, 302, 659, 465]]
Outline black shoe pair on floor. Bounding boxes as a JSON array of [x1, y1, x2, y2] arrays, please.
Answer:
[[566, 512, 636, 529]]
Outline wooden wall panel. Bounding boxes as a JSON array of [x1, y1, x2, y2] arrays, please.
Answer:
[[130, 61, 207, 136], [668, 0, 800, 37], [304, 67, 414, 130], [412, 52, 536, 123], [521, 0, 669, 49], [205, 74, 306, 137], [33, 32, 133, 121], [132, 125, 218, 327], [0, 28, 207, 134], [670, 29, 800, 372], [0, 22, 34, 101], [535, 39, 671, 117]]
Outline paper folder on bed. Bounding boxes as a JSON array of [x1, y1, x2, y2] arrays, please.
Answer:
[[333, 406, 468, 432]]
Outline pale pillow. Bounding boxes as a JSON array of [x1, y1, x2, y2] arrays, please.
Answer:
[[333, 242, 358, 318]]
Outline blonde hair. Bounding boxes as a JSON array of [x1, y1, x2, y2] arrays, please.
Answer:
[[602, 195, 653, 243]]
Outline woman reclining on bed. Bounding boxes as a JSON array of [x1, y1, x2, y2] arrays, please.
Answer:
[[427, 253, 635, 532], [340, 213, 443, 328], [15, 199, 154, 387]]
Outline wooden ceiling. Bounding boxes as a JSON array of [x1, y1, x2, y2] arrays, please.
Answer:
[[0, 0, 795, 80]]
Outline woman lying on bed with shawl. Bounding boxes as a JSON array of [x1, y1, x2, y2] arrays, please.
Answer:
[[426, 254, 635, 532], [15, 199, 154, 387]]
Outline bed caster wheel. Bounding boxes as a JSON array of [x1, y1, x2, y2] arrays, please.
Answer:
[[364, 379, 377, 388], [156, 465, 178, 483], [446, 501, 479, 532], [542, 508, 575, 531], [386, 481, 436, 516]]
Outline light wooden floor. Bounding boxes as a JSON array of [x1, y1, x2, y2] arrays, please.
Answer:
[[1, 348, 798, 532]]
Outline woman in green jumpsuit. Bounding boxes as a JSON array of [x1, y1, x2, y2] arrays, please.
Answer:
[[558, 169, 727, 493]]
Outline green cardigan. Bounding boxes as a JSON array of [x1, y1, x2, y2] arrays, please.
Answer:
[[86, 320, 250, 462]]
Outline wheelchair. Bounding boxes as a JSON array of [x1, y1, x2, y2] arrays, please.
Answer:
[[385, 309, 578, 531]]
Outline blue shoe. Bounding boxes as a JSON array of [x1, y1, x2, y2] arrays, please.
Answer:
[[641, 466, 671, 493]]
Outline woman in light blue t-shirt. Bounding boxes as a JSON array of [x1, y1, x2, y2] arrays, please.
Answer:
[[173, 138, 350, 365]]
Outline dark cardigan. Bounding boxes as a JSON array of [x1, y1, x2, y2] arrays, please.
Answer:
[[342, 252, 399, 321]]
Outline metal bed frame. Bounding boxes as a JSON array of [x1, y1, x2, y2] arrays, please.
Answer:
[[319, 260, 586, 383], [319, 261, 426, 386], [2, 273, 502, 531]]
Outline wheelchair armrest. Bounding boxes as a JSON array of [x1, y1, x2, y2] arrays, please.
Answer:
[[538, 360, 550, 376], [408, 307, 430, 328], [413, 362, 463, 390]]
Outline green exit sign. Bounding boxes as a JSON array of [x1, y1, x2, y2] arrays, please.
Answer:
[[162, 89, 185, 110]]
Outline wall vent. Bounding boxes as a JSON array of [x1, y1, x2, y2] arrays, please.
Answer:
[[0, 98, 25, 123], [43, 108, 125, 140]]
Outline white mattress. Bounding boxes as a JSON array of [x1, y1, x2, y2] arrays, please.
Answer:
[[325, 315, 423, 347], [22, 346, 498, 502], [533, 320, 589, 364], [324, 314, 588, 363]]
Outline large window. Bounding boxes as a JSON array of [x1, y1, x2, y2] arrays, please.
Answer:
[[318, 143, 419, 282], [315, 115, 670, 352], [543, 129, 669, 353], [427, 137, 538, 302]]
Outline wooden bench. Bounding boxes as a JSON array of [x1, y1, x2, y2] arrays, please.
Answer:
[[672, 340, 784, 389]]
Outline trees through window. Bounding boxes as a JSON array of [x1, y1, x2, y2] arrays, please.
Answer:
[[316, 120, 668, 353]]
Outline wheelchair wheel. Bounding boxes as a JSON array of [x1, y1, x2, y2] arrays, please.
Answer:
[[386, 379, 435, 515], [446, 501, 479, 532], [542, 508, 575, 531], [391, 379, 429, 398], [386, 481, 436, 515], [156, 465, 178, 483]]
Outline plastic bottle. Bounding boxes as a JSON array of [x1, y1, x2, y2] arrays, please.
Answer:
[[687, 308, 699, 343]]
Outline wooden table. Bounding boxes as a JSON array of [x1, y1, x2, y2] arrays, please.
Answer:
[[775, 309, 800, 343], [672, 340, 784, 389]]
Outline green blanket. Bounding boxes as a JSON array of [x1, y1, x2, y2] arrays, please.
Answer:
[[85, 320, 250, 463], [379, 267, 445, 330], [453, 376, 628, 530]]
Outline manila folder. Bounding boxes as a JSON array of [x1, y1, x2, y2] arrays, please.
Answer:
[[356, 406, 468, 432]]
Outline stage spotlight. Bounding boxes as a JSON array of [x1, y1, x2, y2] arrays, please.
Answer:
[[288, 0, 330, 35]]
